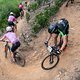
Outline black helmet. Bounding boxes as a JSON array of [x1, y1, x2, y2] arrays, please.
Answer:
[[48, 24, 58, 34]]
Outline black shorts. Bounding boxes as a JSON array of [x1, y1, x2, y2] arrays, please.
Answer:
[[8, 21, 14, 26], [11, 41, 21, 53], [19, 8, 23, 12]]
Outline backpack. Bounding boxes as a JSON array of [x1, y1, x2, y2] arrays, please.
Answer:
[[60, 18, 69, 27]]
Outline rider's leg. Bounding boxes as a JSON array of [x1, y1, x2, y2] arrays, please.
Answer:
[[60, 35, 68, 51], [57, 35, 62, 48], [52, 33, 58, 46], [11, 41, 21, 61], [13, 22, 17, 33]]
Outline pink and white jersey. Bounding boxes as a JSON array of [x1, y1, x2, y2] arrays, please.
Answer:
[[8, 15, 16, 22], [19, 4, 23, 8], [3, 32, 19, 44]]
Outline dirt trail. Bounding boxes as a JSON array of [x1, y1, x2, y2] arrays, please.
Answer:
[[0, 2, 80, 80]]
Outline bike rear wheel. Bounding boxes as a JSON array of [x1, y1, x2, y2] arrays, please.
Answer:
[[41, 54, 59, 70], [14, 52, 25, 67]]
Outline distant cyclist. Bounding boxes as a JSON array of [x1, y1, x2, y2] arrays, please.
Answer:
[[66, 0, 74, 7], [45, 18, 69, 52], [18, 3, 24, 19], [8, 12, 17, 32], [0, 26, 21, 62]]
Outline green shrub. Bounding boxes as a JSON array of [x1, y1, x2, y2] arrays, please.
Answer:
[[36, 0, 43, 6], [0, 0, 20, 32], [43, 9, 51, 18], [55, 0, 65, 7], [26, 12, 30, 21], [31, 0, 66, 33], [43, 0, 49, 4], [49, 5, 59, 16], [29, 2, 38, 12], [32, 23, 41, 33], [35, 13, 49, 27]]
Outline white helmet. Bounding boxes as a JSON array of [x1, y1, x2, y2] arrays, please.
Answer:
[[10, 12, 14, 15], [6, 26, 12, 32]]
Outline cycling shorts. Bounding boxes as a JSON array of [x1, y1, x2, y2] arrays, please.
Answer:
[[8, 21, 14, 26], [19, 8, 23, 12], [11, 41, 21, 53]]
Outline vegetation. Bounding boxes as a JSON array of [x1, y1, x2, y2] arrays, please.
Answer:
[[0, 0, 20, 32], [31, 0, 65, 33], [28, 2, 38, 12], [26, 12, 30, 22]]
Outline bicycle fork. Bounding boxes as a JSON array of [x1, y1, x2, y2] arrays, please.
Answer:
[[4, 44, 11, 58]]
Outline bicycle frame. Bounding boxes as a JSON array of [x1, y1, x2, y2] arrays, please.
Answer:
[[4, 41, 12, 58]]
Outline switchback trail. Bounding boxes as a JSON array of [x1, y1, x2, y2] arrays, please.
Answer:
[[0, 2, 80, 80]]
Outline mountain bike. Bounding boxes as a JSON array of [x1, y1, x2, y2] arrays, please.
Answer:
[[66, 0, 74, 7], [3, 40, 25, 67], [41, 42, 60, 70]]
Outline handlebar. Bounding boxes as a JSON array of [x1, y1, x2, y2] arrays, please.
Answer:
[[1, 40, 9, 43], [44, 41, 60, 54]]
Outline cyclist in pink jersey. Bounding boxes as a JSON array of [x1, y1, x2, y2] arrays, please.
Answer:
[[18, 3, 24, 12], [18, 3, 24, 19], [8, 12, 17, 32], [0, 26, 21, 61]]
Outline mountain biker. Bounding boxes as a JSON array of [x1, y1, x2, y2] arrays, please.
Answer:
[[0, 26, 21, 61], [66, 0, 74, 7], [45, 18, 69, 52], [18, 3, 24, 18], [8, 12, 17, 32]]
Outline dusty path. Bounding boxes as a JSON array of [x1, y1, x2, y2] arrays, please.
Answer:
[[0, 2, 80, 80]]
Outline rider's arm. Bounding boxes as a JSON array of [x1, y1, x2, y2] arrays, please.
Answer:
[[45, 34, 52, 44], [0, 34, 10, 43], [13, 16, 18, 23], [0, 35, 6, 41]]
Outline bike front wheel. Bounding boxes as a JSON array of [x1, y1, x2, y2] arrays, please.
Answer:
[[41, 54, 59, 70], [14, 52, 25, 67]]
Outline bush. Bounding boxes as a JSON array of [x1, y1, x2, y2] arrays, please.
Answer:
[[0, 0, 20, 32], [35, 13, 49, 27], [43, 9, 51, 18], [36, 0, 43, 6], [26, 12, 30, 22], [31, 0, 65, 33], [55, 0, 65, 7], [32, 23, 41, 33], [29, 2, 38, 12]]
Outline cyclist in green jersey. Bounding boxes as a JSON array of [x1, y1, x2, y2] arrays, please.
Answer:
[[45, 18, 69, 52]]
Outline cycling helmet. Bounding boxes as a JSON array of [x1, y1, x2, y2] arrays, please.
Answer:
[[48, 24, 58, 34], [10, 12, 14, 15], [6, 26, 12, 32]]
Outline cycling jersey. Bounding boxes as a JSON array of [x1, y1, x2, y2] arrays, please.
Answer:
[[3, 32, 19, 44], [18, 4, 23, 12], [19, 4, 23, 9], [8, 15, 16, 22]]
